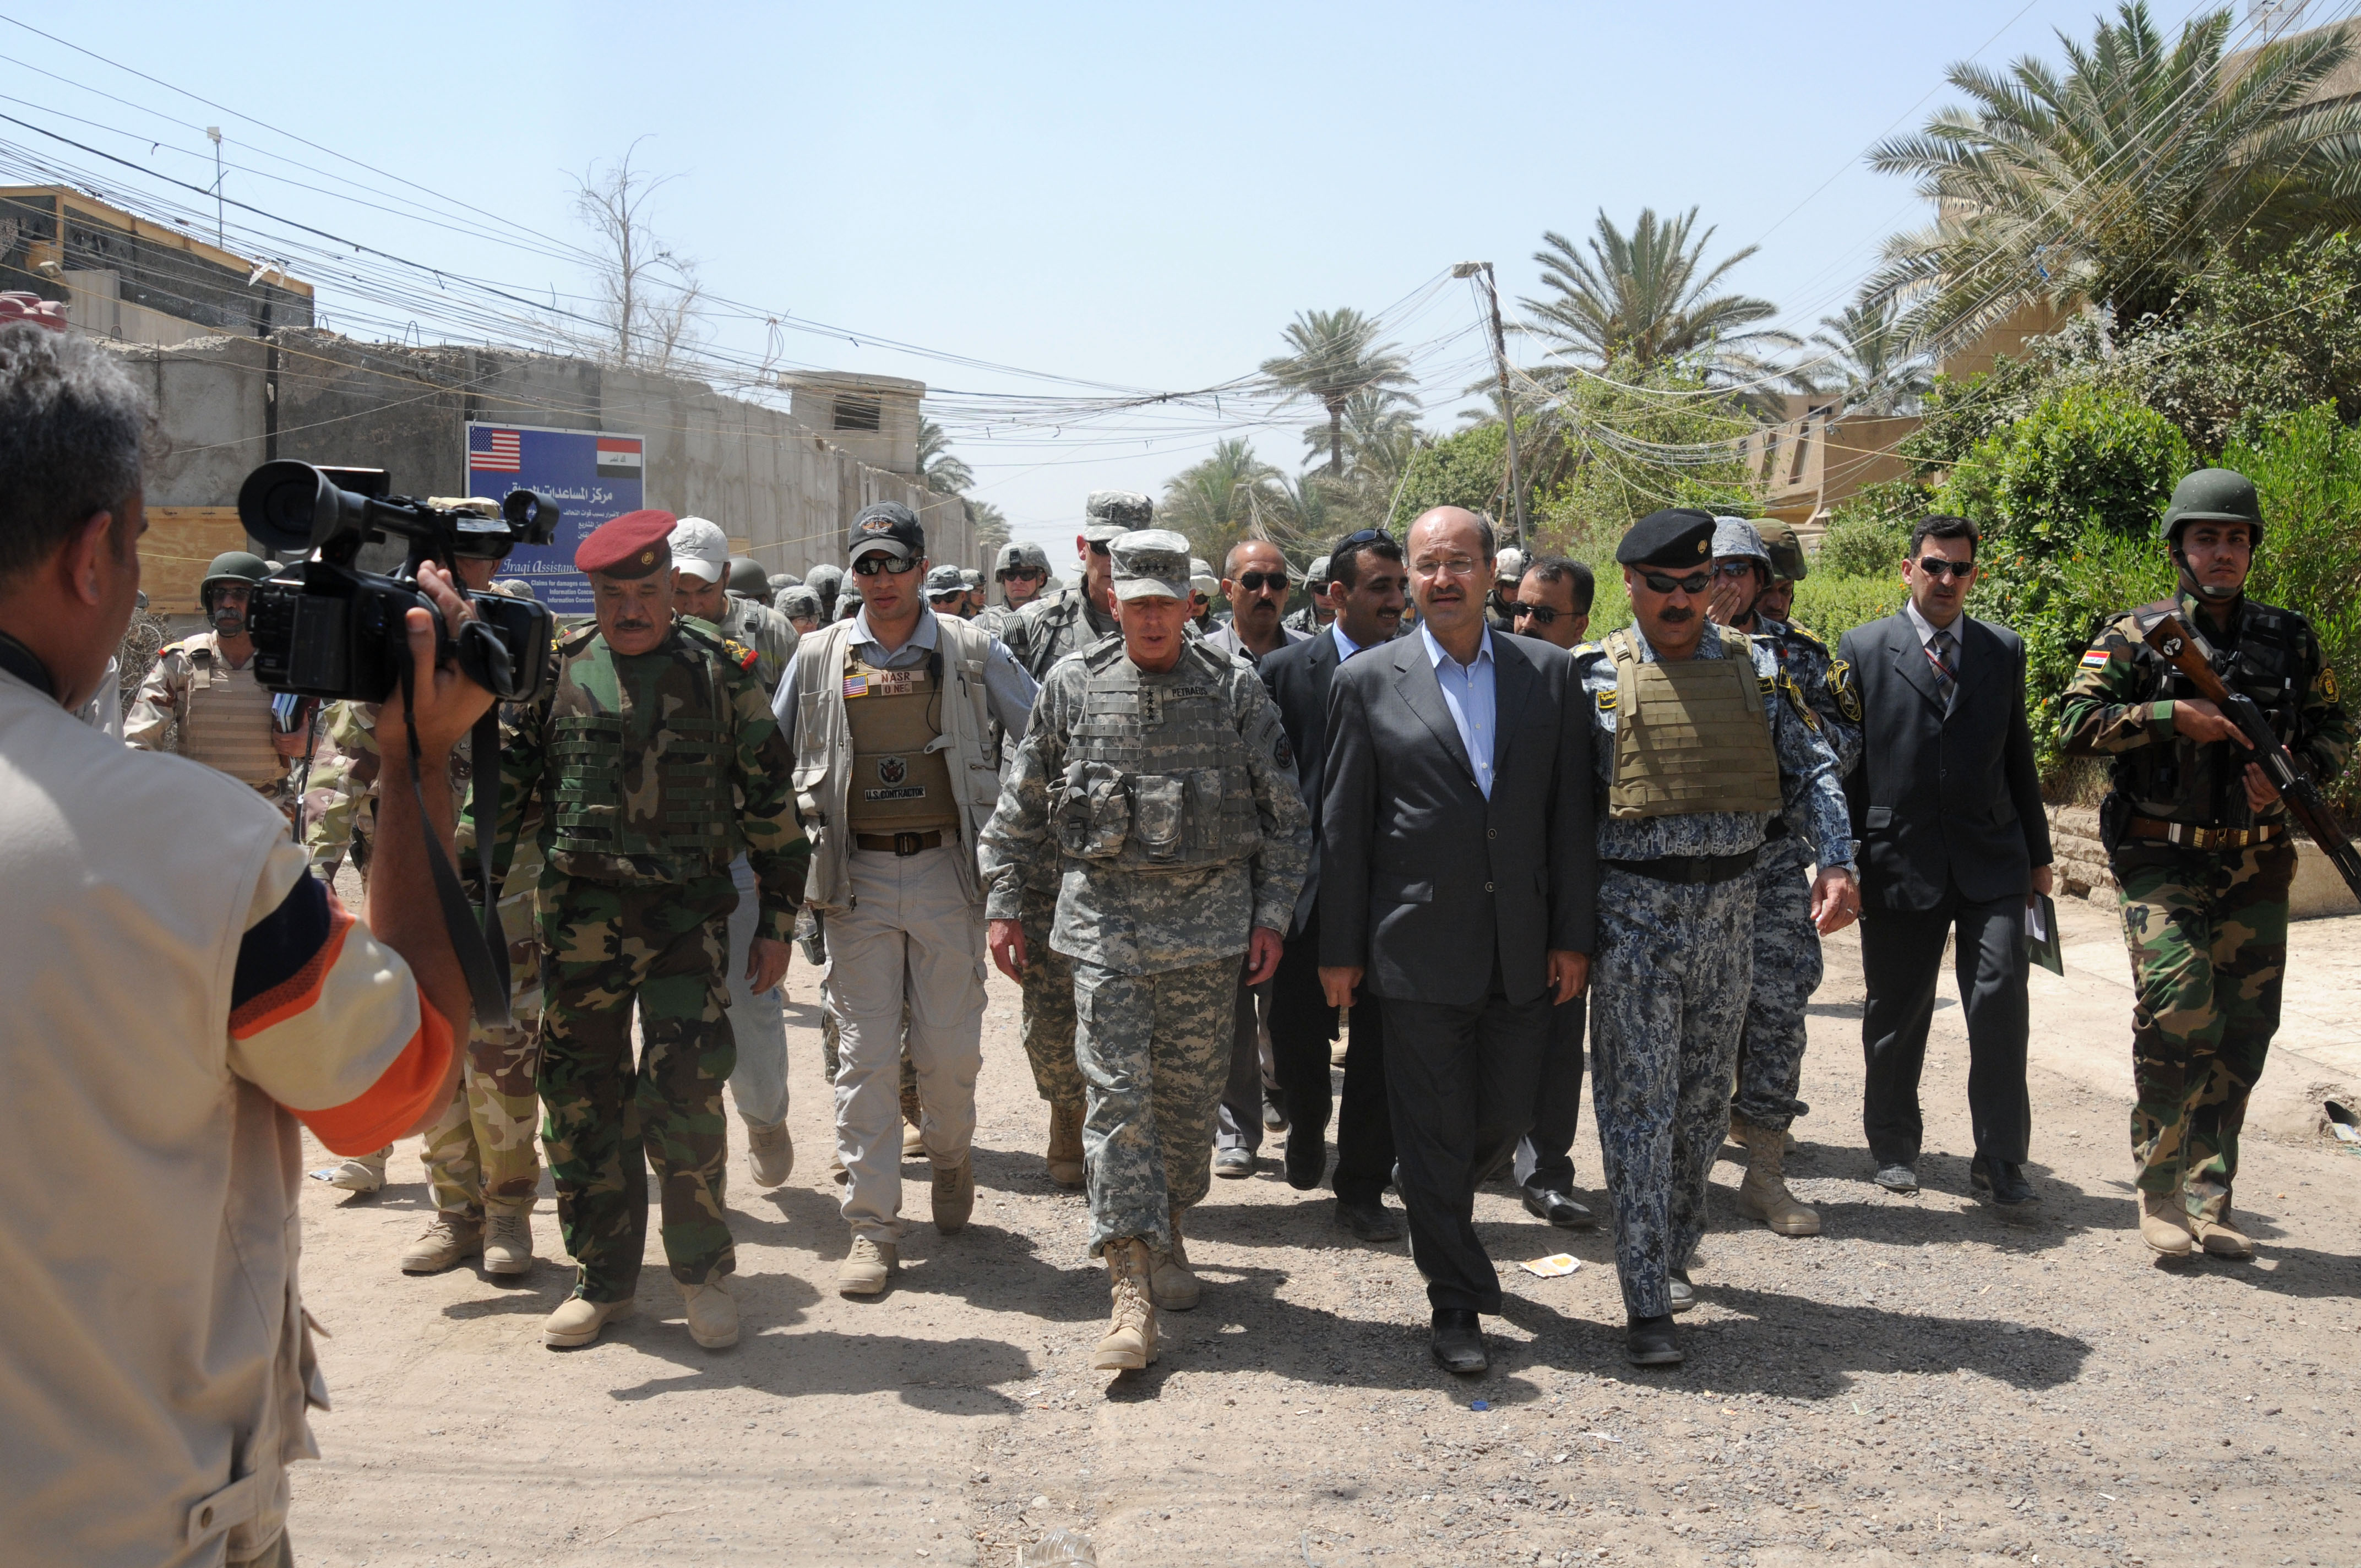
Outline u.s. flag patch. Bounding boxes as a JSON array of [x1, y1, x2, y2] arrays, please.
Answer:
[[842, 674, 870, 699], [2079, 649, 2113, 670]]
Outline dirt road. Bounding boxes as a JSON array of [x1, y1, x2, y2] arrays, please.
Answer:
[[289, 905, 2361, 1567]]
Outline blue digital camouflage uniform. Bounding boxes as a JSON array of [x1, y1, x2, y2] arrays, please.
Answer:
[[1576, 622, 1855, 1320], [978, 636, 1309, 1257], [1731, 616, 1864, 1133]]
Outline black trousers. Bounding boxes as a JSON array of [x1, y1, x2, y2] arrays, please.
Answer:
[[1859, 888, 2032, 1168], [1511, 995, 1587, 1193], [1266, 910, 1396, 1204], [1379, 971, 1550, 1315]]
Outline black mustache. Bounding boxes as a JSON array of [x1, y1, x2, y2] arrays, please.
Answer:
[[1657, 606, 1695, 623]]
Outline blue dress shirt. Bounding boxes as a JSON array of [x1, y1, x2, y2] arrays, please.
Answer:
[[1420, 621, 1497, 799]]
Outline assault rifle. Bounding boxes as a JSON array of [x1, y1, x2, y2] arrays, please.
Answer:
[[2140, 609, 2361, 902]]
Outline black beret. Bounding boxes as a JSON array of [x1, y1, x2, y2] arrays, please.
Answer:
[[1616, 508, 1718, 569]]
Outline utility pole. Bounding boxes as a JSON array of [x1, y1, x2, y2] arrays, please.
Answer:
[[1454, 261, 1526, 552], [205, 127, 224, 247]]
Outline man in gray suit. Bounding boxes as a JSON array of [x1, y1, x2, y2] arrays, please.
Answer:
[[1837, 514, 2054, 1215], [1319, 506, 1597, 1376]]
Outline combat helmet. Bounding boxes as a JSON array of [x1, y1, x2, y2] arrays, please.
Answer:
[[199, 550, 273, 605], [727, 556, 770, 597], [2159, 468, 2264, 546]]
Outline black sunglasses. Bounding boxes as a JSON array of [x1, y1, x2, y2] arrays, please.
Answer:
[[998, 567, 1046, 582], [1234, 570, 1288, 593], [1912, 557, 1974, 579], [1087, 541, 1112, 556], [851, 554, 920, 577], [1640, 570, 1713, 595], [1514, 602, 1565, 626]]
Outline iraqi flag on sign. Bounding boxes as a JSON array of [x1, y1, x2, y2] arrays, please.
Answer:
[[596, 437, 643, 480]]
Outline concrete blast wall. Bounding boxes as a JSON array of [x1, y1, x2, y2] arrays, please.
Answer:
[[115, 330, 970, 612]]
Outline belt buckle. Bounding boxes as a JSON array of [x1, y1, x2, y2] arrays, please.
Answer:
[[894, 831, 922, 857]]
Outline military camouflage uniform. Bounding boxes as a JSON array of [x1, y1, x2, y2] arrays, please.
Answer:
[[711, 592, 802, 692], [2059, 589, 2352, 1227], [499, 619, 807, 1303], [979, 636, 1309, 1256], [1576, 623, 1854, 1319], [1002, 581, 1117, 684], [1731, 616, 1864, 1131]]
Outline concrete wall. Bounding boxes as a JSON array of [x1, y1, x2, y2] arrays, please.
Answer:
[[2048, 803, 2358, 921], [118, 330, 972, 591]]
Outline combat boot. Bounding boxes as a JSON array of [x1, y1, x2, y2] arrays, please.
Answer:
[[315, 1146, 389, 1193], [400, 1213, 481, 1274], [932, 1156, 975, 1234], [1092, 1237, 1159, 1371], [744, 1117, 795, 1188], [2139, 1193, 2193, 1258], [901, 1081, 925, 1158], [481, 1204, 535, 1277], [839, 1235, 897, 1296], [1045, 1100, 1086, 1189], [1734, 1115, 1821, 1237], [679, 1280, 739, 1348], [1150, 1206, 1200, 1311], [542, 1294, 633, 1349], [2192, 1213, 2254, 1260]]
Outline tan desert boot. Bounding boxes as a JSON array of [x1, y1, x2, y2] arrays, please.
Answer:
[[481, 1205, 534, 1276], [1092, 1237, 1159, 1371], [1150, 1205, 1201, 1311], [744, 1118, 795, 1188], [2192, 1213, 2253, 1260], [932, 1156, 975, 1235], [1734, 1117, 1820, 1236], [542, 1294, 633, 1348], [839, 1235, 897, 1296], [680, 1281, 739, 1348], [400, 1213, 482, 1274], [1046, 1101, 1086, 1189], [901, 1081, 925, 1157], [2140, 1193, 2194, 1257]]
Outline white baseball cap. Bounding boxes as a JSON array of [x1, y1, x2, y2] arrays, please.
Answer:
[[667, 516, 730, 584]]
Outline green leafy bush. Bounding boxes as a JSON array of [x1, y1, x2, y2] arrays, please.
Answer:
[[1817, 511, 1908, 581], [1787, 575, 1906, 644]]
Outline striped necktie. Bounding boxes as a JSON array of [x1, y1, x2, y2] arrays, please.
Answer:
[[1926, 628, 1957, 709]]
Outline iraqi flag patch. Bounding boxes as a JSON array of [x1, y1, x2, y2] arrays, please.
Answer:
[[2080, 649, 2113, 670]]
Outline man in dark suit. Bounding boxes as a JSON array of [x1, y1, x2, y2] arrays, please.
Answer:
[[1837, 514, 2054, 1215], [1258, 528, 1409, 1241], [1320, 506, 1596, 1376]]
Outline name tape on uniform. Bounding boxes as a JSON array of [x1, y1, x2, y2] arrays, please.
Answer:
[[844, 668, 929, 700]]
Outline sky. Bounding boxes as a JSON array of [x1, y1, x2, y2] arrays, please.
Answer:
[[9, 1, 2223, 553]]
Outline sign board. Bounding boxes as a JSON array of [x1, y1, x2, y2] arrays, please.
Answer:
[[464, 421, 645, 613]]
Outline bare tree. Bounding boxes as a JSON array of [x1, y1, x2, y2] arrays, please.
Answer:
[[572, 141, 706, 374]]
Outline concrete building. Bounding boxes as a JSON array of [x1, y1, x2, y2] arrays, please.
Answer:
[[1, 186, 314, 347], [1738, 397, 1922, 539], [781, 371, 924, 477]]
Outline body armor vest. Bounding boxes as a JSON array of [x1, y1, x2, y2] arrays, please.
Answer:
[[180, 643, 285, 787], [545, 631, 736, 869], [1057, 643, 1263, 870], [1605, 629, 1782, 821], [842, 651, 960, 835], [2119, 596, 2307, 829]]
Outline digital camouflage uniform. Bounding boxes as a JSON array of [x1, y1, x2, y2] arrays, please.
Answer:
[[124, 631, 299, 815], [2058, 589, 2351, 1226], [1576, 623, 1854, 1319], [302, 698, 548, 1215], [710, 592, 802, 692], [1731, 617, 1864, 1132], [979, 635, 1309, 1256], [498, 619, 807, 1303]]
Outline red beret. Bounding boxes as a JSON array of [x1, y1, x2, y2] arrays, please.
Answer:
[[575, 509, 677, 578]]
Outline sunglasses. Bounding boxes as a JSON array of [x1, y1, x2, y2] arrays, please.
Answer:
[[1087, 541, 1112, 557], [1912, 557, 1974, 579], [998, 567, 1046, 582], [1639, 570, 1713, 595], [1711, 560, 1761, 579], [1233, 570, 1289, 593], [851, 554, 920, 577], [1514, 602, 1566, 627]]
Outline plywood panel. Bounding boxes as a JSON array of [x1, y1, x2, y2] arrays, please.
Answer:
[[142, 506, 249, 614]]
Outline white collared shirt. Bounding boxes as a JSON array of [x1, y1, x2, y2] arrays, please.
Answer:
[[1419, 622, 1497, 798], [1902, 597, 1965, 680]]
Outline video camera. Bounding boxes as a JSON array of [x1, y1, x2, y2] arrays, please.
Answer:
[[236, 460, 559, 706]]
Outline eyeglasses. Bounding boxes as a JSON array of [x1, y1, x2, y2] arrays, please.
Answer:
[[1912, 557, 1974, 579], [1712, 560, 1761, 580], [851, 554, 920, 577], [1086, 541, 1112, 557], [1411, 554, 1482, 578], [1639, 570, 1713, 595], [1514, 602, 1566, 627], [1233, 570, 1289, 593]]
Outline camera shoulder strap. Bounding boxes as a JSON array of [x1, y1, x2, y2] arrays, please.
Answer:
[[398, 658, 511, 1026]]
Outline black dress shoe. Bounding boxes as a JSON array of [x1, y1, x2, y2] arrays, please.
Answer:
[[1873, 1162, 1919, 1194], [1970, 1153, 1991, 1191], [1335, 1197, 1405, 1242], [1625, 1314, 1682, 1367], [1284, 1130, 1326, 1191], [1431, 1308, 1488, 1374], [1984, 1159, 2040, 1221], [1261, 1090, 1289, 1133], [1520, 1183, 1595, 1229]]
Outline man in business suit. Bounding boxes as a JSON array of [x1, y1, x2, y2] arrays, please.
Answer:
[[1838, 514, 2054, 1216], [1258, 527, 1409, 1241], [1320, 506, 1596, 1376]]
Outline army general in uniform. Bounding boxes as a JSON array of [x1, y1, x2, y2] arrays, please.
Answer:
[[981, 529, 1309, 1374], [497, 509, 808, 1352], [2059, 467, 2352, 1261]]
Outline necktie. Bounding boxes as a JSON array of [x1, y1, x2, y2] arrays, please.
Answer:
[[1927, 628, 1957, 709]]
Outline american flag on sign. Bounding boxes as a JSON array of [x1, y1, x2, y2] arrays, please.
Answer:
[[469, 426, 521, 473]]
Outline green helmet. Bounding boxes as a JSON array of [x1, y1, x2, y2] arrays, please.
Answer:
[[199, 551, 273, 598], [727, 556, 770, 597], [2160, 467, 2263, 546]]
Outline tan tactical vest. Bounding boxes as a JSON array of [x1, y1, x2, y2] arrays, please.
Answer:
[[1606, 629, 1782, 820], [181, 641, 286, 788], [843, 652, 961, 835]]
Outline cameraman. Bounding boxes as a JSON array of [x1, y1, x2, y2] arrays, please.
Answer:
[[0, 325, 482, 1565]]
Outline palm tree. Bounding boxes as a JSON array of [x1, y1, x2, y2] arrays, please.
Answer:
[[1519, 208, 1797, 394], [1260, 309, 1417, 475], [1160, 438, 1279, 562], [1797, 292, 1935, 416], [916, 417, 973, 496], [1867, 2, 2361, 349], [964, 497, 1010, 558]]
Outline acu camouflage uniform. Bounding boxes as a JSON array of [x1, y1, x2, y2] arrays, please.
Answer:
[[1731, 616, 1864, 1133], [2059, 589, 2352, 1227], [498, 618, 808, 1304], [1576, 623, 1854, 1319], [708, 592, 802, 693], [979, 636, 1309, 1256]]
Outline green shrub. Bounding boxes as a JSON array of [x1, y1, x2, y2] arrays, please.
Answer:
[[1817, 511, 1908, 580], [1787, 574, 1906, 644]]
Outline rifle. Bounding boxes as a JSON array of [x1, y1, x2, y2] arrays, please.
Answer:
[[2140, 609, 2361, 901]]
